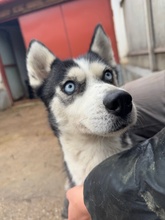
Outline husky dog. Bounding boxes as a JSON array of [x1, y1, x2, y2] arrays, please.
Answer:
[[27, 25, 137, 218]]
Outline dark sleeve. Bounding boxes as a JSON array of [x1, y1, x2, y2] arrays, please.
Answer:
[[84, 128, 165, 220], [123, 71, 165, 143]]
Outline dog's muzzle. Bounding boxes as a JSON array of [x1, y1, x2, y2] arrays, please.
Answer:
[[103, 90, 132, 117]]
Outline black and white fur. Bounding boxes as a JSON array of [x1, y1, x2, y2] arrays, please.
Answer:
[[26, 25, 137, 218]]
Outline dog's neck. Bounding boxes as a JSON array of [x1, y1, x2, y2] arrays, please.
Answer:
[[59, 131, 124, 185]]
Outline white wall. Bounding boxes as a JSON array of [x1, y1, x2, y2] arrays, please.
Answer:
[[111, 0, 128, 63]]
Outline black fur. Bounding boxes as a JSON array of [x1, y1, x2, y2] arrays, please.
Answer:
[[48, 110, 60, 137], [80, 51, 105, 64], [34, 59, 78, 137], [36, 59, 78, 105], [81, 51, 118, 79]]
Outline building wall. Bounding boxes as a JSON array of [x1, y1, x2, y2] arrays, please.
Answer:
[[123, 0, 165, 71], [0, 29, 25, 100], [19, 0, 119, 62], [0, 77, 12, 110], [112, 0, 165, 72], [0, 58, 12, 110], [111, 0, 128, 63], [3, 25, 28, 96]]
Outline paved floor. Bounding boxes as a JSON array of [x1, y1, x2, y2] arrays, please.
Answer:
[[0, 100, 66, 220]]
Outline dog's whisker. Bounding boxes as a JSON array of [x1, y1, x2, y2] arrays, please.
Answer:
[[136, 110, 145, 127]]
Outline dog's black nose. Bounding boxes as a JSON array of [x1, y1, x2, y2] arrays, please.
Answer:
[[103, 90, 132, 117]]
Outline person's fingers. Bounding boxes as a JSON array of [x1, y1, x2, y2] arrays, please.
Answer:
[[67, 186, 91, 220]]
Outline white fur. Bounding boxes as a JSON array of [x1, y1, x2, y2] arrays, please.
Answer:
[[27, 41, 55, 87], [60, 132, 124, 185], [50, 58, 137, 185], [27, 27, 137, 218]]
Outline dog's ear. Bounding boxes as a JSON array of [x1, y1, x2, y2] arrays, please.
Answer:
[[89, 24, 116, 67], [26, 40, 56, 88]]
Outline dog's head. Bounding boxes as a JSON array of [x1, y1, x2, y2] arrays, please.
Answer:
[[27, 25, 136, 137]]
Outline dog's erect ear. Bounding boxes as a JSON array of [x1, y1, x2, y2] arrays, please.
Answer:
[[26, 40, 56, 88], [89, 25, 116, 67]]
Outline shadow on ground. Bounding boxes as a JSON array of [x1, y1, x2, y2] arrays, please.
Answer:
[[0, 100, 66, 220]]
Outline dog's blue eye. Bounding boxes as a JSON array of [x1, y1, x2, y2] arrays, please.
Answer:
[[64, 81, 75, 95], [103, 70, 113, 83]]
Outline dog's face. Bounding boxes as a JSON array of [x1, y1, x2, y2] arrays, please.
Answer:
[[27, 25, 136, 137]]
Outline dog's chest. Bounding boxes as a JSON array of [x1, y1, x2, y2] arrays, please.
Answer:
[[60, 135, 123, 185]]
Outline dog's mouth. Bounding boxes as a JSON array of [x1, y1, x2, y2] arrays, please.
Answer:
[[79, 115, 133, 137], [78, 93, 137, 136], [112, 123, 127, 132], [109, 111, 136, 134], [108, 122, 131, 135]]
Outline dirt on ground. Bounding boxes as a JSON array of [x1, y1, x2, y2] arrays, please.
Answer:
[[0, 100, 66, 220]]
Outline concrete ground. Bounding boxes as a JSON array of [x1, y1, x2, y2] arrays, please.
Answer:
[[0, 100, 66, 220]]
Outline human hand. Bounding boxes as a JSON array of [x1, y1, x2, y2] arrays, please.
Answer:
[[66, 185, 91, 220]]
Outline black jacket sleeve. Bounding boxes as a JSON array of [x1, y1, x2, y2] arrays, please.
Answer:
[[84, 128, 165, 220]]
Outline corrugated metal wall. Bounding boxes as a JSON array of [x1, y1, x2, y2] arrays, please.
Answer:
[[123, 0, 165, 71]]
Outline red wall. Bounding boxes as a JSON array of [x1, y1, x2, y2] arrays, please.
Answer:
[[19, 0, 119, 62]]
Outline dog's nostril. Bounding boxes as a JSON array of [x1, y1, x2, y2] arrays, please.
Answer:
[[103, 90, 132, 117], [125, 95, 132, 106], [109, 100, 120, 112]]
